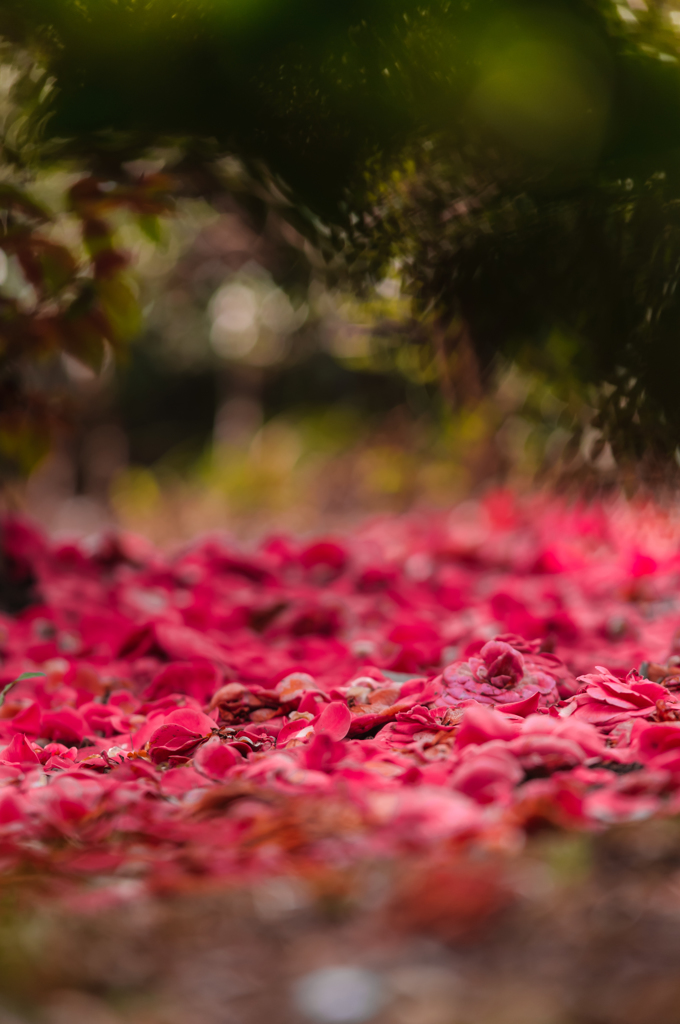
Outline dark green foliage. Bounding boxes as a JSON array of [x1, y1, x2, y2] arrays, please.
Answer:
[[363, 155, 680, 461], [5, 0, 680, 460]]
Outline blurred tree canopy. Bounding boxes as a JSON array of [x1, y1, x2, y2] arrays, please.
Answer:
[[2, 0, 668, 215], [4, 0, 680, 463]]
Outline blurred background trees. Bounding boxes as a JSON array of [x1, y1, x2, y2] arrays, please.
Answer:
[[1, 0, 680, 536]]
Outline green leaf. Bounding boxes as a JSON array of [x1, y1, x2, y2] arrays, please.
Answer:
[[137, 214, 162, 244], [0, 184, 50, 221], [96, 276, 142, 343], [0, 671, 45, 707]]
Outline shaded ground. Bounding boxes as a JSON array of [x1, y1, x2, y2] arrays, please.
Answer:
[[3, 822, 680, 1024]]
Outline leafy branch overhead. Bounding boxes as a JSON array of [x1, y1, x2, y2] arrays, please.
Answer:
[[4, 0, 680, 460], [0, 168, 173, 471]]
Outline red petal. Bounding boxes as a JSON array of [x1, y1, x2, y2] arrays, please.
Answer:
[[315, 701, 352, 741]]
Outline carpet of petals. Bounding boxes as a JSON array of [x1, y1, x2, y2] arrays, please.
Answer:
[[2, 491, 680, 903]]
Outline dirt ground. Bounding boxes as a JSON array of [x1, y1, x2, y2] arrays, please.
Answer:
[[2, 821, 680, 1024]]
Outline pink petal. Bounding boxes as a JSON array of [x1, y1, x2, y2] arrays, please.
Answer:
[[194, 738, 241, 780], [314, 701, 352, 741], [496, 692, 540, 718], [3, 733, 40, 766]]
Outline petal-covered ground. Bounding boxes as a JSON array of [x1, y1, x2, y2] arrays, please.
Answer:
[[2, 492, 680, 902]]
